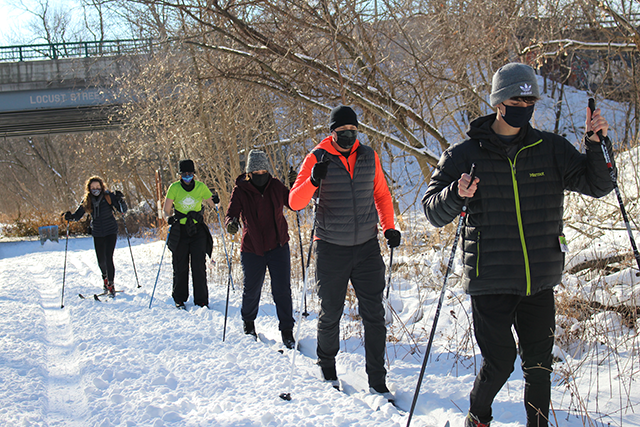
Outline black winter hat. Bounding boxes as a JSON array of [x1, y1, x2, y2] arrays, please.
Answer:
[[329, 105, 359, 131], [179, 159, 195, 173]]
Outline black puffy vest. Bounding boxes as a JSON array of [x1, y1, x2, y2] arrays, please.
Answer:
[[313, 145, 379, 246]]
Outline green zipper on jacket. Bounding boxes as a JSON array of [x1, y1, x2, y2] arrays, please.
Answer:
[[476, 231, 480, 277], [508, 139, 542, 296]]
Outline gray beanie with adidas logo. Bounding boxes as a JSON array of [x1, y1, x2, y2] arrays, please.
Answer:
[[490, 63, 540, 107]]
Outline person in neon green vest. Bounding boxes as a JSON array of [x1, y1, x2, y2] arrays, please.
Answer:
[[163, 159, 219, 309]]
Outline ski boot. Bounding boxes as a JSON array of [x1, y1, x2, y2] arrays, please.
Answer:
[[103, 278, 116, 298], [281, 329, 295, 350], [243, 320, 257, 340]]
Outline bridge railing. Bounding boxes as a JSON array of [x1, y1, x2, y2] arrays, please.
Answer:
[[0, 39, 155, 62]]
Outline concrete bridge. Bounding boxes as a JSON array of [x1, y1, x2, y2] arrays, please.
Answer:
[[0, 39, 153, 138]]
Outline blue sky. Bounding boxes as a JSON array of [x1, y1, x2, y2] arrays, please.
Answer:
[[0, 2, 31, 46]]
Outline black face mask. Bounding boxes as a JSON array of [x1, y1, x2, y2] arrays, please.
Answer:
[[335, 130, 358, 150], [250, 173, 270, 187], [501, 104, 535, 128]]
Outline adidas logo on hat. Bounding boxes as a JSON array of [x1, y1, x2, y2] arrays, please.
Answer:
[[520, 84, 532, 95]]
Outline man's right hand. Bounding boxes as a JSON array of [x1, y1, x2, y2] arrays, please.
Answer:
[[63, 211, 73, 221], [458, 173, 479, 198], [167, 216, 177, 225], [310, 158, 331, 187], [227, 218, 240, 234]]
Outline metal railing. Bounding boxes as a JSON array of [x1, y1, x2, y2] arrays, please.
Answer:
[[0, 39, 155, 62]]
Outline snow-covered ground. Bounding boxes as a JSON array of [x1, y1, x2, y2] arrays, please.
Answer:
[[2, 79, 640, 426], [2, 185, 640, 427]]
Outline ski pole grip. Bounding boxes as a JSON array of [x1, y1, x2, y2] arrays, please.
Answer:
[[466, 163, 476, 190], [588, 98, 604, 140]]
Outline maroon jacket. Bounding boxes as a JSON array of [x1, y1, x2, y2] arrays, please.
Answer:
[[225, 173, 291, 256]]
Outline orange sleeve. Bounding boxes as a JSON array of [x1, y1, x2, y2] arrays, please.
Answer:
[[288, 152, 319, 211], [373, 151, 395, 232]]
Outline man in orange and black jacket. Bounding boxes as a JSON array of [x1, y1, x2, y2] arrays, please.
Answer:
[[289, 105, 401, 400]]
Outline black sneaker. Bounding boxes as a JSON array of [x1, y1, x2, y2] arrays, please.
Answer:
[[465, 413, 491, 427], [320, 364, 340, 390], [369, 383, 395, 404], [175, 302, 186, 310], [243, 320, 257, 339], [281, 329, 295, 349]]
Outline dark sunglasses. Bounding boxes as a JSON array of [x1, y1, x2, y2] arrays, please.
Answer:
[[181, 172, 194, 178]]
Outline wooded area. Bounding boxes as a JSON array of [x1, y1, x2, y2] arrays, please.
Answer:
[[1, 0, 639, 228]]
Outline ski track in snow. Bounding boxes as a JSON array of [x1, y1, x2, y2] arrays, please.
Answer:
[[36, 254, 89, 426]]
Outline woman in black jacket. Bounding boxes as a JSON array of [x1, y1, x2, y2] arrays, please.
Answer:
[[63, 176, 127, 296]]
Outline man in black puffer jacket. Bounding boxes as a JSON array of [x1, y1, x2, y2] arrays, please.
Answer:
[[422, 63, 615, 427]]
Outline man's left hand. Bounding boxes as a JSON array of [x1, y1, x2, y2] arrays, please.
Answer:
[[384, 229, 401, 248], [586, 106, 609, 142]]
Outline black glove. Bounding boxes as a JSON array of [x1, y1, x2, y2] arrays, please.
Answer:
[[167, 216, 177, 225], [114, 190, 124, 198], [288, 167, 298, 188], [211, 192, 220, 205], [63, 211, 73, 221], [310, 158, 331, 187], [227, 218, 240, 235], [384, 229, 401, 248]]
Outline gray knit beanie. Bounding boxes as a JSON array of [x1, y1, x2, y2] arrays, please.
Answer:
[[490, 63, 540, 107], [246, 150, 270, 173]]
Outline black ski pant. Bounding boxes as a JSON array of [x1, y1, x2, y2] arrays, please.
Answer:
[[93, 233, 117, 283], [315, 237, 387, 389], [172, 225, 209, 307], [240, 243, 294, 331], [469, 288, 555, 427]]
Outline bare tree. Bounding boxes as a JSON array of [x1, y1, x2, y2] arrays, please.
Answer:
[[113, 0, 551, 181]]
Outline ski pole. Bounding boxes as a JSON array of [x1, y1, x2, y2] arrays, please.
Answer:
[[280, 182, 322, 401], [119, 200, 141, 288], [295, 210, 310, 317], [149, 226, 171, 309], [385, 247, 394, 300], [60, 220, 70, 309], [222, 239, 235, 341], [589, 98, 640, 275], [383, 247, 395, 326], [215, 205, 236, 342], [406, 164, 476, 426]]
